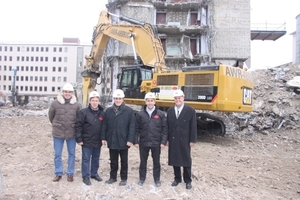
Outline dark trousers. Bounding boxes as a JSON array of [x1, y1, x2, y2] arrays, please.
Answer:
[[109, 149, 128, 180], [81, 146, 101, 178], [173, 166, 192, 183], [139, 146, 161, 182]]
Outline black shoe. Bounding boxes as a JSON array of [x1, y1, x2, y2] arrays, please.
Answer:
[[138, 180, 144, 186], [171, 180, 180, 186], [155, 180, 161, 187], [91, 174, 103, 182], [105, 178, 117, 184], [83, 177, 91, 186], [119, 180, 127, 186], [186, 182, 192, 189]]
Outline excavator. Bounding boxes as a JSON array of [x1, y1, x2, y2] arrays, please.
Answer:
[[81, 10, 253, 136]]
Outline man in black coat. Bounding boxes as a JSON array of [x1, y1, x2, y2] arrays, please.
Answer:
[[167, 89, 197, 190], [101, 89, 135, 186], [135, 92, 167, 187], [75, 91, 104, 185]]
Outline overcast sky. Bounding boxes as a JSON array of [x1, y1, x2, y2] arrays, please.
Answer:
[[0, 0, 299, 69]]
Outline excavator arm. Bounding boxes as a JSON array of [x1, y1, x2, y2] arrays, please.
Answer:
[[81, 10, 166, 106]]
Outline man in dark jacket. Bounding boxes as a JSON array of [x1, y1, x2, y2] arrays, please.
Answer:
[[101, 89, 135, 186], [135, 92, 167, 187], [75, 91, 104, 185], [167, 89, 197, 190], [48, 83, 81, 182]]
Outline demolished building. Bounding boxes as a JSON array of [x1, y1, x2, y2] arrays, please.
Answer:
[[101, 0, 251, 91]]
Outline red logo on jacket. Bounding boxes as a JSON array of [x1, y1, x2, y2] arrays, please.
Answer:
[[99, 117, 104, 121], [153, 115, 160, 119]]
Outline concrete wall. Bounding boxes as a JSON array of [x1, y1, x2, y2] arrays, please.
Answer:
[[210, 0, 250, 61]]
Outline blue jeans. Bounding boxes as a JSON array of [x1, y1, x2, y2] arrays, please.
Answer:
[[81, 146, 101, 178], [53, 137, 76, 176]]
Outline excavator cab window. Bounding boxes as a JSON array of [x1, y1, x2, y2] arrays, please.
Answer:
[[119, 65, 152, 99]]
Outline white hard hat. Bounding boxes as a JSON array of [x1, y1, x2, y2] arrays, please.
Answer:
[[62, 83, 74, 92], [173, 89, 184, 97], [89, 91, 100, 99], [113, 89, 125, 98], [144, 92, 155, 100]]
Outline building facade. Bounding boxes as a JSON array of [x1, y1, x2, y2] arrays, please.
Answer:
[[0, 38, 92, 103]]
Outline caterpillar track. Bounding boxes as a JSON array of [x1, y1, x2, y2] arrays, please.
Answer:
[[196, 113, 228, 136]]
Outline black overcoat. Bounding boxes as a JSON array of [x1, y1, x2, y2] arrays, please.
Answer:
[[167, 104, 197, 167]]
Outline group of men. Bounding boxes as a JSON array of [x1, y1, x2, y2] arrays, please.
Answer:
[[48, 83, 197, 190]]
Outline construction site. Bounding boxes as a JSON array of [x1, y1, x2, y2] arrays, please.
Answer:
[[1, 0, 300, 199]]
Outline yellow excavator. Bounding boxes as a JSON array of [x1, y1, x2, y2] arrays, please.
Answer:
[[81, 10, 253, 136]]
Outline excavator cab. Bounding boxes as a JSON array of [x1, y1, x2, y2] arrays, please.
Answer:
[[118, 65, 153, 99]]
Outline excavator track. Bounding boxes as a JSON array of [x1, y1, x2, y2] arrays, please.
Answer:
[[196, 113, 227, 136]]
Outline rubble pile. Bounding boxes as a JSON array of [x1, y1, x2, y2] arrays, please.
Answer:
[[229, 63, 300, 136], [1, 63, 300, 136]]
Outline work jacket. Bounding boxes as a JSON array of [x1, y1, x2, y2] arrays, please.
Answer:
[[75, 104, 104, 147], [135, 105, 167, 147]]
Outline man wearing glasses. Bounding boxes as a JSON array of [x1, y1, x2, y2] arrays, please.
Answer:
[[48, 83, 81, 182]]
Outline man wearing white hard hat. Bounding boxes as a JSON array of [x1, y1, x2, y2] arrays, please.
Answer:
[[101, 89, 135, 186], [166, 89, 197, 190], [48, 83, 81, 182], [75, 91, 104, 185], [135, 92, 167, 187]]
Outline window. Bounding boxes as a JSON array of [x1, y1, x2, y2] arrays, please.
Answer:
[[21, 57, 24, 61], [31, 57, 34, 61], [35, 57, 39, 61], [52, 87, 55, 92], [36, 47, 39, 52], [59, 47, 62, 52], [9, 56, 12, 61], [45, 57, 48, 62], [45, 66, 48, 71], [26, 47, 30, 51], [46, 47, 49, 52], [21, 76, 24, 81], [4, 56, 7, 61], [4, 66, 7, 71], [8, 76, 11, 81], [35, 76, 38, 81], [21, 66, 24, 71], [63, 77, 67, 82], [30, 66, 33, 71], [3, 75, 6, 81], [25, 86, 28, 91], [20, 86, 23, 91], [16, 66, 19, 71], [58, 57, 62, 62], [25, 76, 28, 81], [9, 47, 13, 51], [0, 46, 2, 51], [40, 66, 43, 71], [17, 47, 20, 51], [26, 66, 29, 71], [35, 66, 38, 71], [40, 57, 43, 62], [64, 57, 68, 62], [53, 47, 56, 52], [34, 86, 38, 91], [64, 47, 68, 52], [44, 76, 47, 81], [4, 46, 7, 51], [39, 86, 42, 91], [41, 47, 44, 52], [64, 67, 67, 72], [30, 86, 33, 91], [58, 67, 61, 72], [9, 66, 12, 71], [31, 47, 34, 52], [3, 85, 6, 90], [44, 86, 47, 92], [17, 56, 20, 61], [156, 12, 166, 24], [30, 76, 33, 81], [53, 57, 56, 62], [26, 56, 29, 61], [52, 66, 56, 72], [39, 76, 43, 81], [58, 77, 61, 82], [52, 77, 55, 82]]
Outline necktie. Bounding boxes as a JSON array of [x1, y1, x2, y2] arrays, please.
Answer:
[[177, 110, 180, 118]]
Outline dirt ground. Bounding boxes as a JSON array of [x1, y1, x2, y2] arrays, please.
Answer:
[[0, 115, 299, 200]]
